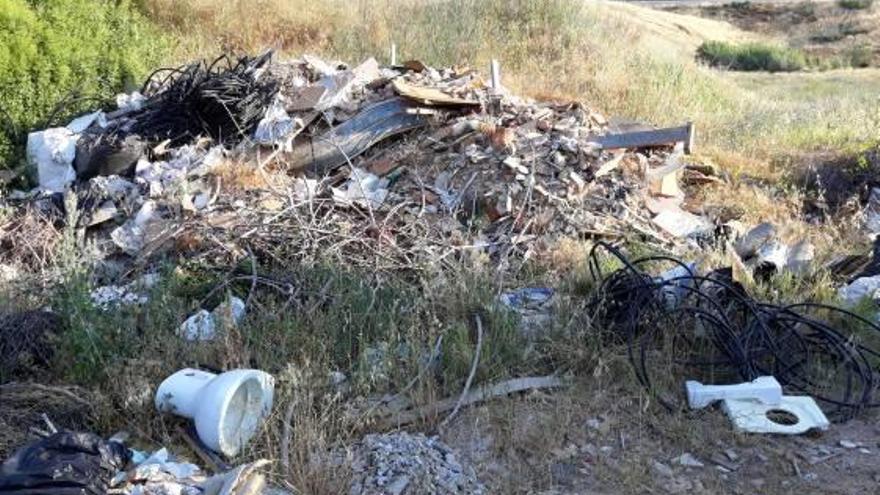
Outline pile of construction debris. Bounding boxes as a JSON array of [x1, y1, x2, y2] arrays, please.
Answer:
[[3, 51, 712, 280]]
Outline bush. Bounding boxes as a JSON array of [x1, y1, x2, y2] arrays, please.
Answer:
[[697, 41, 808, 72], [0, 0, 166, 171], [838, 0, 873, 10]]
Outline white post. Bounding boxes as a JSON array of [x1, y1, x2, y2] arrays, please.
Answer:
[[490, 59, 501, 91], [391, 43, 397, 66]]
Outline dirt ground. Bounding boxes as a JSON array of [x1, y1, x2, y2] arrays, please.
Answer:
[[664, 1, 880, 66], [442, 381, 880, 494]]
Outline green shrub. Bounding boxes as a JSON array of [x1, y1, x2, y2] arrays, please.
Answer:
[[697, 41, 808, 72], [838, 0, 873, 10], [0, 0, 167, 171]]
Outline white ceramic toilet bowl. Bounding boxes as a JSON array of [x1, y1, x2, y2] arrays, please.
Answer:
[[155, 368, 275, 457]]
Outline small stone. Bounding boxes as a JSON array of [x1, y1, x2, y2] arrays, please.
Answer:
[[724, 449, 739, 462], [674, 453, 704, 468], [802, 472, 818, 482], [859, 448, 871, 454], [840, 440, 858, 449]]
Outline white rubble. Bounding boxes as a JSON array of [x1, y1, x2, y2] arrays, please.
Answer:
[[332, 167, 389, 209], [26, 127, 78, 192], [178, 296, 246, 341], [838, 274, 880, 306]]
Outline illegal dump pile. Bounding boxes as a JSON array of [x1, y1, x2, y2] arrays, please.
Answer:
[[6, 50, 708, 280], [6, 49, 880, 493]]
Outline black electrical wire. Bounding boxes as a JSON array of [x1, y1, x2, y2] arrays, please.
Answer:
[[105, 51, 278, 147], [586, 241, 880, 421]]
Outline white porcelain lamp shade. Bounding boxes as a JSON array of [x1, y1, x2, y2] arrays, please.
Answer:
[[155, 368, 275, 457]]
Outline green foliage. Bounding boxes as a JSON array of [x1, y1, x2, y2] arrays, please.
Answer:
[[697, 41, 808, 72], [838, 0, 874, 10], [0, 0, 167, 170]]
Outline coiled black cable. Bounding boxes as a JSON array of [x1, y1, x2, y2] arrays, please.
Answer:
[[586, 241, 880, 421]]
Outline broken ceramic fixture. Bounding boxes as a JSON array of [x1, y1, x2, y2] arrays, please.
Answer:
[[155, 368, 275, 457], [722, 396, 830, 434], [685, 376, 782, 410]]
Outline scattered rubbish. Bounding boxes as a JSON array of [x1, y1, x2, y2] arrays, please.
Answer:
[[786, 240, 815, 276], [593, 122, 695, 154], [331, 168, 389, 209], [734, 222, 776, 259], [674, 453, 704, 468], [392, 79, 481, 107], [652, 207, 712, 239], [287, 97, 425, 174], [587, 241, 880, 419], [722, 396, 830, 434], [116, 91, 147, 113], [498, 288, 556, 337], [253, 98, 301, 149], [686, 377, 782, 410], [178, 296, 246, 341], [0, 431, 130, 494], [110, 447, 203, 494], [376, 375, 565, 428], [838, 274, 880, 306], [345, 432, 485, 495], [155, 368, 275, 457], [90, 274, 160, 310], [26, 127, 78, 192]]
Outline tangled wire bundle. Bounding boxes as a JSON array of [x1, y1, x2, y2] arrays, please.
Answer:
[[118, 51, 278, 146], [586, 241, 880, 421]]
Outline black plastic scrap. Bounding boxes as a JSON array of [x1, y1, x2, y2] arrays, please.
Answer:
[[288, 97, 427, 175], [0, 432, 130, 495]]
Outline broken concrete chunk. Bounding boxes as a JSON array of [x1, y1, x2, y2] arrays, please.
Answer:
[[178, 296, 246, 341], [838, 274, 880, 306], [734, 223, 776, 259], [332, 168, 389, 209], [786, 240, 815, 276], [652, 208, 712, 239], [27, 127, 78, 192]]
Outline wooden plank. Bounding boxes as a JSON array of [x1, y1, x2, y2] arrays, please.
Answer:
[[593, 122, 695, 154]]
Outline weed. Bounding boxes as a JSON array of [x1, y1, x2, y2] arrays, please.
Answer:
[[838, 0, 874, 10], [697, 41, 808, 72]]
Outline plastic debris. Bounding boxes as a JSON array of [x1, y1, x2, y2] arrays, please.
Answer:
[[0, 431, 130, 495], [116, 91, 147, 113], [253, 97, 301, 149]]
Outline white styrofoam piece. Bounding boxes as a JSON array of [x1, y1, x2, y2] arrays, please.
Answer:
[[722, 396, 830, 434], [26, 127, 78, 192], [685, 376, 781, 410]]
